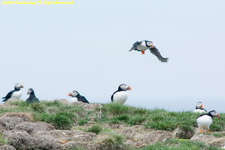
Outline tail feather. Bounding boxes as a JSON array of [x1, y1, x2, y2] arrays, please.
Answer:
[[2, 97, 7, 102]]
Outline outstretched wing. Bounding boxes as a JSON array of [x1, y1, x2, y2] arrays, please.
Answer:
[[149, 47, 169, 63], [2, 90, 14, 102], [129, 41, 141, 51]]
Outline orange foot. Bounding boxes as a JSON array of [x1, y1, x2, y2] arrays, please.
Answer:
[[141, 51, 145, 54], [200, 129, 203, 133], [206, 129, 211, 133]]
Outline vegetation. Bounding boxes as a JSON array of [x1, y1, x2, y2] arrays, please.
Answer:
[[138, 139, 223, 150], [87, 124, 102, 134], [1, 100, 225, 149], [2, 101, 225, 132]]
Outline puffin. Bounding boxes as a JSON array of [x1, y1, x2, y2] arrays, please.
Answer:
[[129, 40, 169, 63], [193, 102, 207, 113], [26, 88, 39, 103], [196, 110, 220, 133], [2, 83, 23, 102], [68, 90, 89, 103], [111, 84, 131, 105]]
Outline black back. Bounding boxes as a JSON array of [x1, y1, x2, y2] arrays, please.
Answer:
[[26, 91, 39, 103], [111, 85, 126, 102], [2, 88, 20, 102], [76, 94, 89, 104], [195, 107, 207, 112], [197, 112, 213, 119]]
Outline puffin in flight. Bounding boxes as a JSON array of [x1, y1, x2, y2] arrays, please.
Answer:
[[193, 102, 207, 113], [68, 90, 89, 103], [26, 88, 39, 103], [129, 40, 169, 63], [111, 84, 131, 105], [2, 83, 23, 102], [196, 110, 220, 133]]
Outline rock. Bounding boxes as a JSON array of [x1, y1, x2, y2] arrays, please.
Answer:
[[15, 122, 55, 135], [173, 126, 195, 139], [0, 117, 24, 131], [35, 135, 62, 150], [0, 145, 16, 150], [0, 112, 33, 122], [54, 99, 69, 105], [138, 130, 172, 145], [2, 130, 36, 150], [72, 102, 103, 112], [33, 130, 97, 142]]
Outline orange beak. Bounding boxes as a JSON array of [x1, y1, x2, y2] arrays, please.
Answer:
[[27, 92, 29, 95], [141, 51, 145, 54], [127, 86, 131, 90], [201, 105, 203, 109], [218, 114, 220, 118], [68, 93, 71, 96], [20, 85, 24, 88]]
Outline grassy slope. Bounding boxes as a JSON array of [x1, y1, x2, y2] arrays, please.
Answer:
[[1, 101, 224, 149]]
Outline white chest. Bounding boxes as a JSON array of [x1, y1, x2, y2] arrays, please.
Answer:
[[197, 115, 213, 129], [193, 109, 206, 113], [10, 90, 22, 100], [113, 91, 128, 105], [137, 42, 148, 51], [71, 97, 78, 102]]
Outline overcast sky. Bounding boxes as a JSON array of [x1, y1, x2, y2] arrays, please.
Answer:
[[0, 0, 225, 112]]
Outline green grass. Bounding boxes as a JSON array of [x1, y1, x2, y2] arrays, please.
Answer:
[[138, 139, 222, 150], [99, 133, 126, 150], [87, 124, 102, 134], [100, 103, 225, 132], [2, 101, 225, 132]]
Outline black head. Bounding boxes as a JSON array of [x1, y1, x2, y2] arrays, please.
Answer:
[[68, 90, 80, 97], [145, 41, 154, 48], [196, 102, 203, 109], [15, 83, 23, 90], [209, 110, 220, 118], [118, 84, 131, 91], [27, 88, 35, 95]]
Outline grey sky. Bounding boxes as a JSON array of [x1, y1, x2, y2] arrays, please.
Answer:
[[1, 0, 225, 112]]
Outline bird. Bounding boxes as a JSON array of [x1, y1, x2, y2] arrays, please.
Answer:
[[111, 84, 131, 105], [68, 90, 89, 103], [193, 102, 207, 113], [2, 83, 23, 102], [26, 88, 39, 103], [129, 40, 169, 62], [196, 110, 220, 133]]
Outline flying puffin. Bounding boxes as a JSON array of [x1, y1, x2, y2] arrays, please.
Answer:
[[26, 88, 39, 103], [2, 83, 23, 102], [68, 90, 89, 103], [196, 110, 220, 133], [129, 40, 169, 63], [193, 102, 207, 113], [111, 84, 131, 105]]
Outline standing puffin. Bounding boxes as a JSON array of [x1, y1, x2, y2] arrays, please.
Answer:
[[111, 84, 131, 105], [68, 90, 89, 103], [2, 83, 23, 102], [26, 88, 39, 103], [197, 110, 220, 133], [193, 102, 207, 113], [129, 40, 169, 63]]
